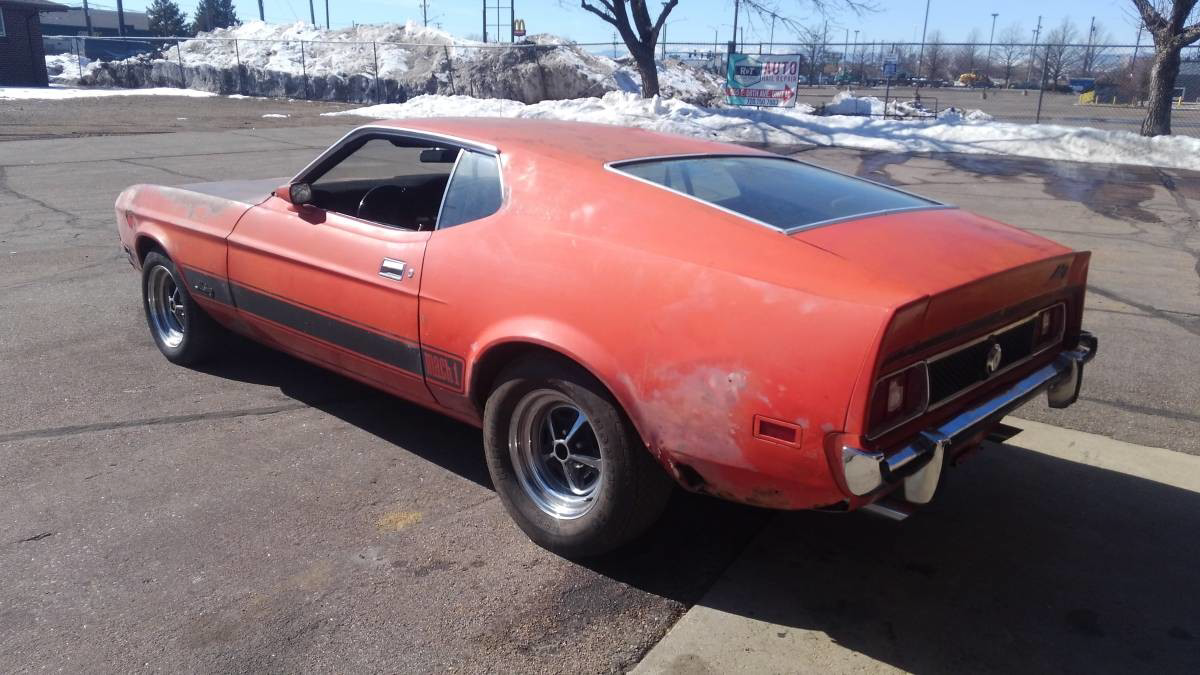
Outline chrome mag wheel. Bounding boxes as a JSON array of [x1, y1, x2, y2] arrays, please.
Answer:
[[146, 264, 186, 349], [508, 389, 605, 520]]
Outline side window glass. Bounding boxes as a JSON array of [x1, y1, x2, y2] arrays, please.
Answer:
[[308, 136, 458, 230], [438, 152, 503, 229]]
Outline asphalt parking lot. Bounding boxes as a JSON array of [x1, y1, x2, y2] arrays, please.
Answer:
[[2, 112, 1199, 672]]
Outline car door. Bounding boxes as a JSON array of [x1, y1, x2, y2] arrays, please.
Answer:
[[225, 132, 458, 406]]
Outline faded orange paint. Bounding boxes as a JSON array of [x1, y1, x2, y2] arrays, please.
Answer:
[[116, 118, 1090, 512]]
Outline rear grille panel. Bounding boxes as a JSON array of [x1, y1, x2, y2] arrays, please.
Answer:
[[926, 316, 1039, 407]]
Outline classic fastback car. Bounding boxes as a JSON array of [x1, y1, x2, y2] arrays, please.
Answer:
[[116, 119, 1096, 556]]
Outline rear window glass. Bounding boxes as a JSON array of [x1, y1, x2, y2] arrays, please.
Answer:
[[613, 156, 936, 232]]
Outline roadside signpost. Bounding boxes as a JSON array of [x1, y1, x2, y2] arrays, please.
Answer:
[[724, 53, 801, 107], [882, 54, 898, 119]]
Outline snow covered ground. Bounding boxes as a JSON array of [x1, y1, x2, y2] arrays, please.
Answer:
[[328, 91, 1200, 171], [0, 86, 215, 100]]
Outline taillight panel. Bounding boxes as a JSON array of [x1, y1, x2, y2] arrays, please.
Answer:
[[867, 361, 929, 439]]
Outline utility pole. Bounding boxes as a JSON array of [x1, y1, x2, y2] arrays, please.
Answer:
[[115, 0, 126, 37], [482, 0, 487, 42], [81, 0, 93, 35], [1130, 23, 1142, 82], [308, 0, 315, 26], [729, 0, 739, 53], [1025, 15, 1041, 86], [325, 0, 329, 28], [1084, 15, 1095, 75], [915, 0, 931, 79], [986, 12, 998, 77], [256, 0, 264, 22], [420, 0, 429, 27], [768, 13, 776, 53]]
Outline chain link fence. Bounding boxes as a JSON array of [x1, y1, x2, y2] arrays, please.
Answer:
[[41, 35, 1200, 136]]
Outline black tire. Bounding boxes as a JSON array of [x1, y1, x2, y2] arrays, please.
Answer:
[[482, 356, 674, 558], [141, 251, 221, 366]]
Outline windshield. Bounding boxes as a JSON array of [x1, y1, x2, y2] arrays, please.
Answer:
[[612, 156, 938, 232]]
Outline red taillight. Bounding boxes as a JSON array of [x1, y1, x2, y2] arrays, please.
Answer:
[[868, 363, 929, 438], [1034, 304, 1065, 347]]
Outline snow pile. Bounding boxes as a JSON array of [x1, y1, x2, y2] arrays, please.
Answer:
[[824, 91, 992, 121], [77, 20, 722, 105], [44, 53, 96, 84], [328, 91, 1200, 171], [0, 86, 215, 100]]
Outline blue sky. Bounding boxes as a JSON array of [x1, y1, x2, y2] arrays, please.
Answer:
[[90, 0, 1151, 45]]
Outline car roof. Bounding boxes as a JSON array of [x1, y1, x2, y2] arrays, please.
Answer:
[[369, 117, 771, 165]]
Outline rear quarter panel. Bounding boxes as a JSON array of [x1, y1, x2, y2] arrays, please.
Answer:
[[419, 151, 896, 509]]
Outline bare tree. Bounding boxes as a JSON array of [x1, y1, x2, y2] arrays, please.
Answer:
[[578, 0, 875, 97], [952, 28, 983, 77], [996, 23, 1025, 85], [1041, 17, 1080, 86], [1131, 0, 1200, 135], [795, 23, 827, 86], [922, 30, 947, 81], [579, 0, 678, 98]]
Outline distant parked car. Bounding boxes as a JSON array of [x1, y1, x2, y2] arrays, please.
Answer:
[[115, 119, 1097, 556]]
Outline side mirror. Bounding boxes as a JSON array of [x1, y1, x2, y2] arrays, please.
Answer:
[[288, 182, 314, 207]]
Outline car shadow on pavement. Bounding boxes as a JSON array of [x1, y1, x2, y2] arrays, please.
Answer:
[[695, 446, 1200, 673], [191, 339, 1200, 672], [193, 337, 776, 604]]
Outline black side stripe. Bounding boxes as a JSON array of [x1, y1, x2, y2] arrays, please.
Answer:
[[181, 267, 234, 306], [181, 266, 424, 377]]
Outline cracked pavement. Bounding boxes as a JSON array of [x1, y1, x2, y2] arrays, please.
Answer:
[[1, 121, 1198, 672]]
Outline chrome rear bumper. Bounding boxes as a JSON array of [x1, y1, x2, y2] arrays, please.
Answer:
[[841, 331, 1098, 503]]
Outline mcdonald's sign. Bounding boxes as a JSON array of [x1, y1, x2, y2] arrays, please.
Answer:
[[513, 19, 527, 37]]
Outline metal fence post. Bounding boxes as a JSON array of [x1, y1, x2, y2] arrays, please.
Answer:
[[75, 37, 84, 79], [1035, 43, 1049, 124], [176, 39, 186, 88], [372, 41, 381, 104], [300, 41, 309, 100], [233, 39, 242, 95]]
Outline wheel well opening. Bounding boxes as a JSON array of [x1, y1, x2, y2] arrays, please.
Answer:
[[469, 342, 568, 413], [134, 236, 166, 264]]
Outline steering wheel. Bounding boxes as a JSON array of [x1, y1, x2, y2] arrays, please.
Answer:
[[357, 184, 408, 227]]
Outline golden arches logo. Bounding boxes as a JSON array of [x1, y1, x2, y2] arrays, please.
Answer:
[[513, 19, 527, 37]]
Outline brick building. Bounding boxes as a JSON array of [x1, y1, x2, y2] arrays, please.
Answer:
[[0, 0, 68, 87]]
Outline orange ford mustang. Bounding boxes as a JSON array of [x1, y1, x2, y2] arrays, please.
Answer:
[[116, 118, 1097, 556]]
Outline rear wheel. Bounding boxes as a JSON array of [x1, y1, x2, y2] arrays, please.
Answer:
[[141, 251, 221, 366], [483, 357, 674, 558]]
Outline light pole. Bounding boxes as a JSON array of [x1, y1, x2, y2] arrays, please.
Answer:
[[1084, 16, 1096, 75], [915, 0, 931, 80], [1025, 15, 1041, 87], [768, 12, 777, 53], [661, 2, 669, 60], [853, 29, 858, 80], [986, 12, 998, 78]]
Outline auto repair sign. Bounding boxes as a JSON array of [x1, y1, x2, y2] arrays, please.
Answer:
[[725, 53, 800, 107]]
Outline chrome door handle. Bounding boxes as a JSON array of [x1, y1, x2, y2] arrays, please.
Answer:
[[380, 258, 407, 281]]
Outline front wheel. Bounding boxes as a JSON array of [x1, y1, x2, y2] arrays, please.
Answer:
[[483, 357, 674, 558], [141, 251, 221, 366]]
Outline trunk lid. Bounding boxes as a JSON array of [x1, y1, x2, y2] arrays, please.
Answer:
[[792, 207, 1082, 347]]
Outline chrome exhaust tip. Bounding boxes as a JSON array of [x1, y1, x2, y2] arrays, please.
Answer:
[[860, 499, 914, 522]]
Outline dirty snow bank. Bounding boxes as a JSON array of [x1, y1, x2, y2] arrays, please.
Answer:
[[328, 91, 1200, 171], [74, 20, 721, 105], [824, 91, 994, 122]]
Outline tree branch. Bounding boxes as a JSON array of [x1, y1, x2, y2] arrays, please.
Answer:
[[1131, 0, 1169, 35], [1183, 22, 1200, 45], [580, 0, 618, 27], [650, 0, 678, 38]]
